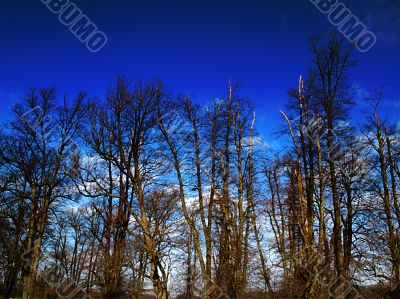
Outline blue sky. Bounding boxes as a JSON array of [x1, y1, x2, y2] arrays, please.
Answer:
[[0, 0, 399, 140]]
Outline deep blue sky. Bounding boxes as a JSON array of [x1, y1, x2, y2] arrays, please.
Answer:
[[0, 0, 399, 141]]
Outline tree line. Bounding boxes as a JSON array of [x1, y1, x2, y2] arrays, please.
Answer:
[[0, 34, 399, 299]]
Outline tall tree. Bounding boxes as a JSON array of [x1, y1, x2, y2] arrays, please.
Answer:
[[309, 33, 355, 295], [0, 89, 87, 299]]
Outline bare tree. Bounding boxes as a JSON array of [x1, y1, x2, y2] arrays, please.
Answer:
[[0, 88, 87, 299]]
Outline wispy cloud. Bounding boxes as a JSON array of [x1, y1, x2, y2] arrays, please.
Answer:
[[350, 0, 400, 45]]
